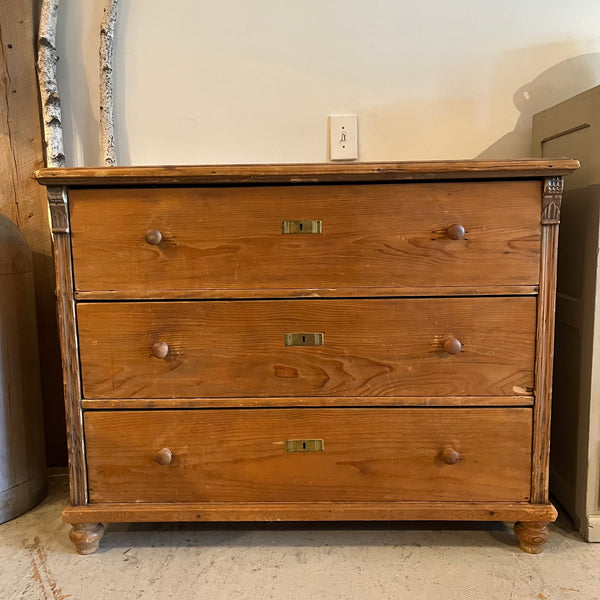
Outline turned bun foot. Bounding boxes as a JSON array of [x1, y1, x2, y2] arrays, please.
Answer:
[[514, 521, 550, 554], [69, 523, 105, 555]]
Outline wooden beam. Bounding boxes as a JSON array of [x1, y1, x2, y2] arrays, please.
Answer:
[[0, 0, 65, 465]]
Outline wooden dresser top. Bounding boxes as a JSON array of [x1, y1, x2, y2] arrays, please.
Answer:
[[34, 159, 579, 186]]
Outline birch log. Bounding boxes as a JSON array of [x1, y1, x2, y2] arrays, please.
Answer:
[[100, 0, 119, 166], [36, 0, 64, 168]]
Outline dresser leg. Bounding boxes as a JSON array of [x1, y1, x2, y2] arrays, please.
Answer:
[[514, 521, 550, 554], [69, 523, 106, 555]]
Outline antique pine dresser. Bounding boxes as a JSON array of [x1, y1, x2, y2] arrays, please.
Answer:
[[35, 159, 578, 555]]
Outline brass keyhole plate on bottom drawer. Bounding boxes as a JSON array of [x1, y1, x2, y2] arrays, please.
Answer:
[[286, 439, 325, 452]]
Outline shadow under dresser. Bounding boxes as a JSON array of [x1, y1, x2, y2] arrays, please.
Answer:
[[34, 160, 578, 554]]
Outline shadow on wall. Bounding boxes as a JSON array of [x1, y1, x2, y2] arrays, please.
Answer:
[[477, 53, 600, 159]]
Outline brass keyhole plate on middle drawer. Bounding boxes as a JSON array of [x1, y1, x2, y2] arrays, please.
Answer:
[[284, 332, 325, 346]]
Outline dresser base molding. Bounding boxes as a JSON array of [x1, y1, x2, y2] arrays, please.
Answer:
[[63, 502, 557, 523], [63, 503, 556, 554]]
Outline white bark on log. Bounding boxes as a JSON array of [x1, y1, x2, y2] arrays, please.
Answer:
[[100, 0, 119, 166], [36, 0, 64, 167]]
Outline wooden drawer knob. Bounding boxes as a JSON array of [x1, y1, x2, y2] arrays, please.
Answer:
[[440, 447, 460, 465], [443, 336, 462, 355], [155, 448, 173, 465], [446, 224, 465, 240], [145, 229, 163, 245], [152, 341, 169, 359]]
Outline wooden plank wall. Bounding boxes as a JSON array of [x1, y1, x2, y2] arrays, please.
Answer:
[[0, 0, 66, 465]]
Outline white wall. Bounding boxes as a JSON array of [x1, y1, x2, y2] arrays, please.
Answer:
[[56, 1, 600, 166]]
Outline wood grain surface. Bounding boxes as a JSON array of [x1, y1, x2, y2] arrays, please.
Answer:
[[68, 181, 542, 295], [77, 297, 536, 400], [63, 501, 557, 524], [34, 158, 579, 186], [84, 408, 533, 503]]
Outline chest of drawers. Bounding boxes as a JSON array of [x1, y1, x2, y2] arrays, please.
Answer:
[[35, 160, 578, 555]]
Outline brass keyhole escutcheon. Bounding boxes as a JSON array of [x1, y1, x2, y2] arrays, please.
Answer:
[[286, 439, 325, 452], [284, 332, 324, 346], [281, 220, 323, 234]]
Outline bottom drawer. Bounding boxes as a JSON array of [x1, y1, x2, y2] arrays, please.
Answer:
[[84, 408, 532, 503]]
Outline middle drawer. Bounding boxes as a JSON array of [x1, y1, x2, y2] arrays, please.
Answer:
[[78, 297, 535, 400]]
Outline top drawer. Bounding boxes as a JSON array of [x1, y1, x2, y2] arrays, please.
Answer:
[[69, 181, 541, 297]]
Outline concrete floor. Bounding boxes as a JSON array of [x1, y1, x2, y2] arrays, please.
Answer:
[[1, 474, 599, 600]]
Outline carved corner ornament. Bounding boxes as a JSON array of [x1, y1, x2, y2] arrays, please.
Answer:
[[47, 185, 69, 234], [541, 176, 563, 226]]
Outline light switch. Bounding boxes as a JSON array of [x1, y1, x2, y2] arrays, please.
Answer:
[[329, 115, 358, 161]]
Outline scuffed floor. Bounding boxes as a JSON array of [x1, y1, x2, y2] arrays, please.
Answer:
[[1, 473, 599, 600]]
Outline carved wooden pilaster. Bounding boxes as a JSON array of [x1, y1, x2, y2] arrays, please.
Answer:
[[47, 185, 69, 234], [531, 176, 564, 505], [47, 185, 87, 505], [541, 176, 563, 225]]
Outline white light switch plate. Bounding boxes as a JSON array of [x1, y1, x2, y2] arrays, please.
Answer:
[[329, 115, 358, 161]]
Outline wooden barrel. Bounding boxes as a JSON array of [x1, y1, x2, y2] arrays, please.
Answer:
[[0, 215, 47, 523]]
